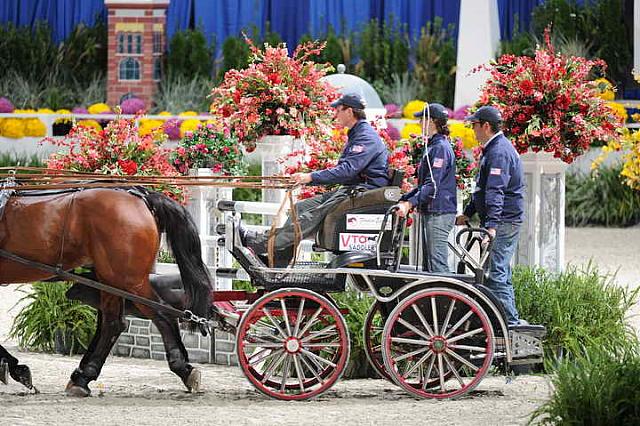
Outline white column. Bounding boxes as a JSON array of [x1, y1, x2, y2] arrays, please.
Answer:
[[454, 0, 501, 110], [635, 0, 640, 75]]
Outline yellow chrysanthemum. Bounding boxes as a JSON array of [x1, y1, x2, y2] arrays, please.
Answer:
[[594, 78, 615, 101], [180, 119, 201, 137], [401, 122, 423, 140], [179, 111, 198, 117], [54, 109, 72, 124], [607, 102, 628, 123], [88, 103, 111, 114], [23, 118, 46, 137], [449, 120, 479, 148], [77, 119, 102, 131], [402, 100, 426, 119], [158, 111, 172, 117], [0, 118, 25, 138], [138, 119, 164, 136]]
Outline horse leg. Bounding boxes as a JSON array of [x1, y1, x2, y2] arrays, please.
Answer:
[[66, 295, 126, 397], [0, 343, 33, 390], [149, 313, 201, 393]]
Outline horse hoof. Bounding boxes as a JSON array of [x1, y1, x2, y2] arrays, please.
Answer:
[[65, 383, 91, 397], [185, 368, 201, 393], [0, 360, 8, 385]]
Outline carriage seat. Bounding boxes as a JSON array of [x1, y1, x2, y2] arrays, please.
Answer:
[[315, 185, 402, 252]]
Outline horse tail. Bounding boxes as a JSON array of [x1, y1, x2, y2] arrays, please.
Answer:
[[143, 191, 212, 325]]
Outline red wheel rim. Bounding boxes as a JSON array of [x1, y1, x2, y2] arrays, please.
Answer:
[[363, 301, 391, 380], [237, 288, 350, 400], [382, 288, 494, 399]]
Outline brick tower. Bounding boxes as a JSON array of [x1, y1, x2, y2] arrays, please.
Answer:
[[105, 0, 170, 107]]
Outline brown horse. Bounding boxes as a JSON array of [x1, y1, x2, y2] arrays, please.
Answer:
[[0, 187, 213, 396]]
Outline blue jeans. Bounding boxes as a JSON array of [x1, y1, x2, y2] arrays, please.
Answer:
[[421, 213, 455, 273], [486, 222, 521, 326]]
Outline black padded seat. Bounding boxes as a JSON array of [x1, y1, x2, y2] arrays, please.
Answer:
[[316, 186, 401, 251]]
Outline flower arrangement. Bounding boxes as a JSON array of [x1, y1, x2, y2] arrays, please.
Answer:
[[283, 124, 416, 199], [210, 37, 338, 151], [119, 98, 145, 115], [404, 133, 477, 199], [43, 116, 183, 201], [475, 28, 622, 163], [172, 122, 247, 176]]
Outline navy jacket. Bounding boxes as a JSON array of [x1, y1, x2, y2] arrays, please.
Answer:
[[401, 133, 457, 214], [311, 120, 390, 189], [463, 132, 525, 228]]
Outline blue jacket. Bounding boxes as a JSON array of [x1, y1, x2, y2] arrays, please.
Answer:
[[401, 133, 457, 214], [311, 120, 390, 189], [463, 132, 525, 228]]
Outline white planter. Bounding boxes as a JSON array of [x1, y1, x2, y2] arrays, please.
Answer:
[[186, 167, 233, 290], [517, 151, 568, 272]]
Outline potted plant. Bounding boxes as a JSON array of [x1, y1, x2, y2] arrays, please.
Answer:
[[10, 282, 97, 355]]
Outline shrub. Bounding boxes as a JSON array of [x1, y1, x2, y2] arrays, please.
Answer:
[[166, 27, 215, 79], [10, 282, 97, 355], [531, 342, 640, 425], [298, 27, 346, 68], [566, 166, 640, 227], [355, 18, 409, 86], [513, 264, 638, 370]]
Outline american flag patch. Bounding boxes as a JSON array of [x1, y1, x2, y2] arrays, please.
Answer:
[[433, 158, 444, 168], [490, 168, 502, 175], [351, 144, 365, 153]]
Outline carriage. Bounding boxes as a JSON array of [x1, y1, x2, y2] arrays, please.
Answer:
[[211, 184, 546, 400], [0, 171, 544, 400]]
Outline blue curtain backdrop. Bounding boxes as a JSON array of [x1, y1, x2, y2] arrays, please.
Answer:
[[0, 0, 548, 48]]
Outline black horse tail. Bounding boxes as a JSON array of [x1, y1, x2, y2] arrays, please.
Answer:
[[143, 190, 212, 326]]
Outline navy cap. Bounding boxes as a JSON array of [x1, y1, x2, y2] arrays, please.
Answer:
[[413, 103, 448, 120], [331, 93, 366, 109], [465, 105, 503, 123]]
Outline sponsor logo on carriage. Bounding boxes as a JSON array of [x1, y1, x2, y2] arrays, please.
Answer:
[[490, 167, 502, 175], [433, 158, 444, 168], [338, 233, 379, 251], [346, 214, 391, 231]]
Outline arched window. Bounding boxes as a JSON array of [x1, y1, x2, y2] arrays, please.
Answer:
[[119, 58, 140, 80]]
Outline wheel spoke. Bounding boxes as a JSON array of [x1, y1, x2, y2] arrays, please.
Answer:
[[411, 303, 435, 337], [293, 298, 306, 336], [443, 353, 465, 387], [280, 298, 292, 336], [445, 348, 479, 372], [393, 346, 431, 363], [263, 308, 289, 340], [301, 324, 337, 342], [293, 355, 306, 392], [448, 344, 487, 352], [431, 296, 439, 335], [244, 342, 283, 349], [437, 353, 446, 392], [397, 317, 431, 341], [303, 343, 342, 348], [280, 355, 292, 392], [421, 355, 436, 390], [261, 350, 287, 383], [248, 323, 283, 342], [297, 307, 323, 338], [248, 348, 279, 366], [441, 299, 456, 335], [390, 336, 430, 346], [446, 327, 485, 344], [301, 348, 337, 368], [402, 350, 434, 379], [299, 352, 324, 384], [444, 309, 474, 338]]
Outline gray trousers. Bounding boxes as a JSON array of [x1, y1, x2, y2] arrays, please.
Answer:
[[248, 187, 355, 263]]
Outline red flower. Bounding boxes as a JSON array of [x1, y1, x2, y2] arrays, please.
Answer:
[[118, 159, 138, 175], [518, 80, 535, 96]]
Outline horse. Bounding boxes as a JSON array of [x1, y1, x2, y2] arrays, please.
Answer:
[[0, 187, 213, 396]]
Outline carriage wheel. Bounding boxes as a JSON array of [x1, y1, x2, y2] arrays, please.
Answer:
[[363, 301, 391, 380], [236, 288, 350, 400], [382, 287, 494, 399]]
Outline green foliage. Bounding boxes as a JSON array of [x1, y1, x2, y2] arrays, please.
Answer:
[[299, 27, 346, 67], [166, 27, 215, 79], [531, 0, 632, 88], [157, 249, 176, 263], [152, 73, 212, 113], [218, 24, 282, 81], [566, 166, 640, 227], [0, 153, 44, 168], [513, 264, 638, 370], [10, 282, 98, 355], [499, 17, 535, 57], [331, 289, 377, 379], [355, 18, 409, 86], [413, 18, 457, 107], [378, 72, 419, 106], [233, 163, 262, 225], [531, 342, 640, 425]]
